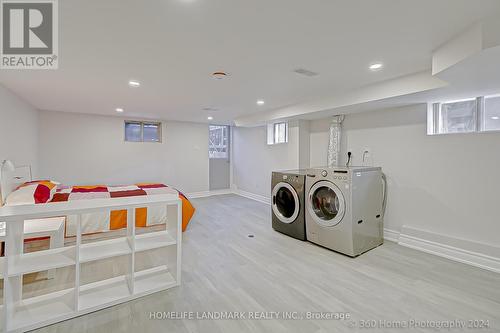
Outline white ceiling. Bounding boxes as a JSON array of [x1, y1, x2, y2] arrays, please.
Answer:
[[1, 0, 500, 124]]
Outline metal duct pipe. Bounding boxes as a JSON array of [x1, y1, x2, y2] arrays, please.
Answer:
[[327, 115, 345, 167]]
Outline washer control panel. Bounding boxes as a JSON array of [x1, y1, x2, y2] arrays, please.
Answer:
[[333, 170, 350, 182]]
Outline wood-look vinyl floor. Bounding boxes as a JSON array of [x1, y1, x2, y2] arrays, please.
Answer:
[[29, 194, 500, 332]]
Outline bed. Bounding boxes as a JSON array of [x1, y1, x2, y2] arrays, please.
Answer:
[[0, 161, 196, 237]]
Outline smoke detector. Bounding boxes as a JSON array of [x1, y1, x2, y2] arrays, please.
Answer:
[[293, 68, 319, 77], [212, 71, 229, 80]]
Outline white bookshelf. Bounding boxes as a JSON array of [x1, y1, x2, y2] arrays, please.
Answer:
[[0, 195, 182, 333]]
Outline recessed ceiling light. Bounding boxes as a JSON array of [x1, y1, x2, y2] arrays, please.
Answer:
[[128, 80, 141, 87], [115, 108, 124, 113], [207, 116, 213, 120], [369, 62, 383, 71], [492, 116, 499, 120], [257, 100, 265, 105]]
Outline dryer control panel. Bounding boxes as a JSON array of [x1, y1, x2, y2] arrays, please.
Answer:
[[282, 174, 302, 184]]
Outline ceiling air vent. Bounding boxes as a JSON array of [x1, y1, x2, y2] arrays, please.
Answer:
[[293, 68, 319, 77]]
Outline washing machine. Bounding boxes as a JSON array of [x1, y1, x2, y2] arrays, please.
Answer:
[[271, 170, 307, 240], [305, 166, 385, 256]]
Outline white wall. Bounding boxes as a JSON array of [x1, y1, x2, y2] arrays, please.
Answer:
[[232, 122, 305, 198], [310, 104, 500, 248], [38, 111, 209, 193], [309, 120, 330, 167], [0, 84, 39, 175], [298, 120, 311, 169]]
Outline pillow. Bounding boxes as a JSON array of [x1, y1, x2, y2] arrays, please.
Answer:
[[6, 180, 59, 205]]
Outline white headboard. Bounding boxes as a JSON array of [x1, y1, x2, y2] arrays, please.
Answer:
[[0, 160, 32, 205]]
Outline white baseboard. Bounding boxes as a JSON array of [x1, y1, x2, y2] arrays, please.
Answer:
[[233, 189, 270, 205], [186, 189, 232, 199], [188, 190, 500, 274], [383, 228, 400, 243], [187, 188, 270, 204], [186, 188, 270, 203], [387, 226, 500, 274], [185, 191, 210, 199]]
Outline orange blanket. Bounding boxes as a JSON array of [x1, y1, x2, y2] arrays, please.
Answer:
[[108, 193, 195, 231]]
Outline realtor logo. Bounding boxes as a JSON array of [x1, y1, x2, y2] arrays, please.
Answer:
[[1, 0, 58, 69]]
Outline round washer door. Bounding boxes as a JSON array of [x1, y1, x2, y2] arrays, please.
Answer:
[[307, 180, 345, 227], [272, 182, 300, 224]]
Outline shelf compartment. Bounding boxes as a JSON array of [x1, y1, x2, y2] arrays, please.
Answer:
[[135, 231, 176, 252], [8, 288, 74, 332], [134, 266, 176, 295], [7, 246, 76, 277], [79, 275, 131, 311], [80, 237, 132, 263]]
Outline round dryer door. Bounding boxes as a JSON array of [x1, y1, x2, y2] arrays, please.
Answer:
[[272, 182, 300, 224], [307, 180, 345, 227]]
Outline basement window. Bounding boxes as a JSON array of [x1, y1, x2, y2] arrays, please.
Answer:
[[209, 125, 230, 159], [427, 94, 500, 135], [439, 99, 477, 134], [483, 95, 500, 132], [267, 122, 288, 145], [125, 121, 162, 142]]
